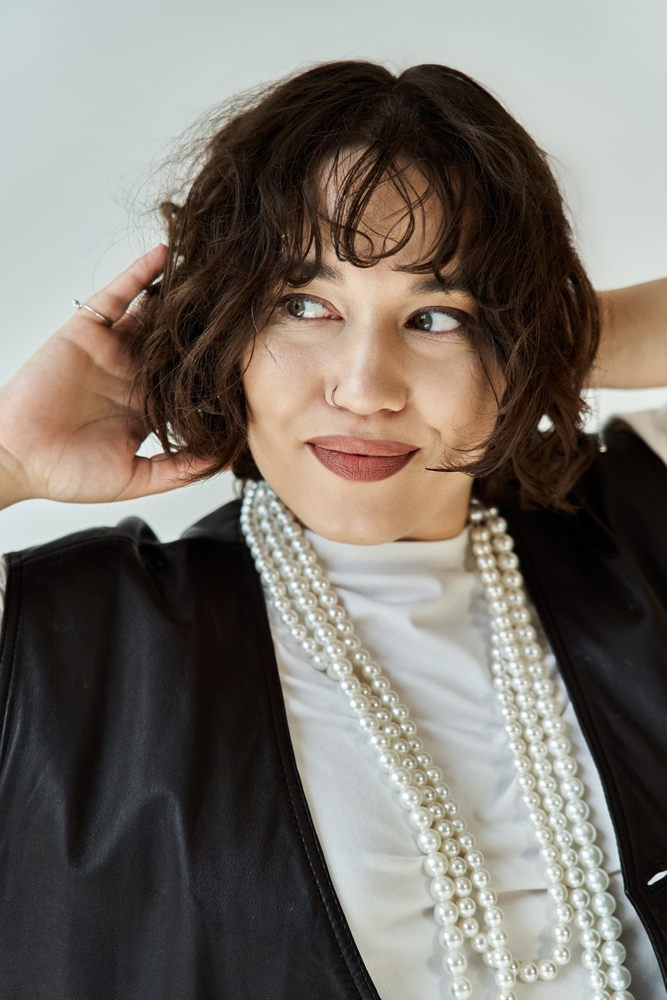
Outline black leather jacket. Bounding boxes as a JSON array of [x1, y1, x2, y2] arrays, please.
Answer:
[[0, 422, 666, 998]]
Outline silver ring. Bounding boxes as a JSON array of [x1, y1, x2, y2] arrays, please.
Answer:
[[124, 307, 145, 327], [330, 386, 343, 409], [73, 300, 114, 326]]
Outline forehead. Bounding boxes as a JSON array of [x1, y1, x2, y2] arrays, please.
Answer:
[[320, 156, 446, 262]]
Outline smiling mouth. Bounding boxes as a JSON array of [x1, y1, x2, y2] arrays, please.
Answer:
[[306, 436, 419, 482]]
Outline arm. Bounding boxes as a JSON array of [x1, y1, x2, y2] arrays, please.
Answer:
[[594, 277, 667, 389], [0, 247, 214, 513]]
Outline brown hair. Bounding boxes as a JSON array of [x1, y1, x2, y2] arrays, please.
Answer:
[[135, 60, 599, 508]]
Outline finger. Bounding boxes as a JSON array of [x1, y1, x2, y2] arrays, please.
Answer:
[[120, 452, 221, 500], [83, 245, 168, 327]]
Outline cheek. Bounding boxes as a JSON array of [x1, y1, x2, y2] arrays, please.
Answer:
[[414, 353, 499, 442], [243, 337, 319, 438]]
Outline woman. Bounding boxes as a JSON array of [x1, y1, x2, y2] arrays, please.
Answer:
[[0, 61, 665, 1000]]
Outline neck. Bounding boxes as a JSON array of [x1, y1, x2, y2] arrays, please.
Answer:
[[399, 478, 474, 542]]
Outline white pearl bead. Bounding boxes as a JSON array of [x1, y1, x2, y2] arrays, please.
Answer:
[[483, 905, 504, 927], [598, 916, 622, 940], [581, 928, 601, 949], [357, 713, 379, 733], [330, 658, 354, 679], [368, 732, 391, 753], [519, 961, 538, 983], [471, 933, 488, 953], [575, 909, 596, 931], [572, 821, 597, 845], [570, 888, 590, 909], [579, 844, 604, 869], [454, 876, 472, 897], [537, 959, 557, 981], [592, 891, 616, 917], [431, 876, 455, 901], [471, 868, 491, 889], [416, 829, 442, 854], [545, 863, 564, 883], [398, 786, 422, 810], [606, 965, 632, 991], [434, 901, 459, 926], [565, 798, 590, 821], [444, 950, 467, 975], [378, 750, 399, 773], [553, 923, 571, 944], [311, 652, 330, 671], [448, 976, 472, 999], [601, 940, 626, 966], [566, 867, 585, 888], [314, 623, 336, 643], [555, 829, 573, 848], [409, 807, 433, 831], [487, 928, 507, 947], [560, 776, 584, 799], [477, 888, 497, 909], [423, 852, 448, 878], [582, 947, 602, 970], [449, 859, 468, 879], [560, 848, 578, 868], [587, 969, 608, 990], [586, 868, 610, 892], [495, 968, 516, 989], [389, 767, 410, 791], [489, 946, 512, 968], [347, 695, 370, 716], [461, 917, 479, 938]]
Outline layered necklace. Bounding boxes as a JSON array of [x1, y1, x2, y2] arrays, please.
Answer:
[[240, 480, 633, 1000]]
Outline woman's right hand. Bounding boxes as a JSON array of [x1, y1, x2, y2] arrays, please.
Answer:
[[0, 246, 215, 510]]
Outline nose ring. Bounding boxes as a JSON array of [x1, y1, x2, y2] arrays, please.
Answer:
[[330, 386, 343, 409]]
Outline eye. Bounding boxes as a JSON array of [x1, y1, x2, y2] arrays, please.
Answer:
[[409, 309, 466, 334], [282, 296, 336, 320]]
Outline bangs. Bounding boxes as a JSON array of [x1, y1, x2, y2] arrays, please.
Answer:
[[280, 149, 470, 285]]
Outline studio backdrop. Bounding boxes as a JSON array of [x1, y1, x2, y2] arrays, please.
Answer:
[[1, 0, 666, 549]]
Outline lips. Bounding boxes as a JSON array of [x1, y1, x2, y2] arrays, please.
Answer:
[[306, 436, 418, 482]]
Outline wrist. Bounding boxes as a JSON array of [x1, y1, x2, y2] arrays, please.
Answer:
[[0, 445, 31, 510]]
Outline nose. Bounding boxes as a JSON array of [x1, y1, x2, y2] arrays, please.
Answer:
[[327, 316, 407, 415]]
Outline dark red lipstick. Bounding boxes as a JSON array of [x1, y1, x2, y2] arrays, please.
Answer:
[[306, 435, 418, 482]]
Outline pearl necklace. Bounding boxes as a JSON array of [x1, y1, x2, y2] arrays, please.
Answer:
[[240, 480, 634, 1000]]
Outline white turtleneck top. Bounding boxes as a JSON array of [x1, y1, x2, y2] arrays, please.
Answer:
[[1, 409, 666, 999]]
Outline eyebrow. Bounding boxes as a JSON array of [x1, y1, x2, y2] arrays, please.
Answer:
[[405, 274, 469, 296], [294, 262, 469, 296]]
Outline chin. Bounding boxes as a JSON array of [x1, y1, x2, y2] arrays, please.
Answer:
[[307, 517, 400, 546], [283, 489, 413, 546]]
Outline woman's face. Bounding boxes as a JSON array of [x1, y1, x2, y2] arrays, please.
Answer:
[[243, 178, 500, 545]]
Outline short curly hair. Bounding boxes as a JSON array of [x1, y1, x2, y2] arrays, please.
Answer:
[[134, 60, 599, 509]]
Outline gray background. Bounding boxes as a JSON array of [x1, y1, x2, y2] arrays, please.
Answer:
[[1, 0, 666, 550]]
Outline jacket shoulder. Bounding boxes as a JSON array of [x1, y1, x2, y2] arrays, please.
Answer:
[[6, 498, 244, 572], [0, 499, 249, 686]]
